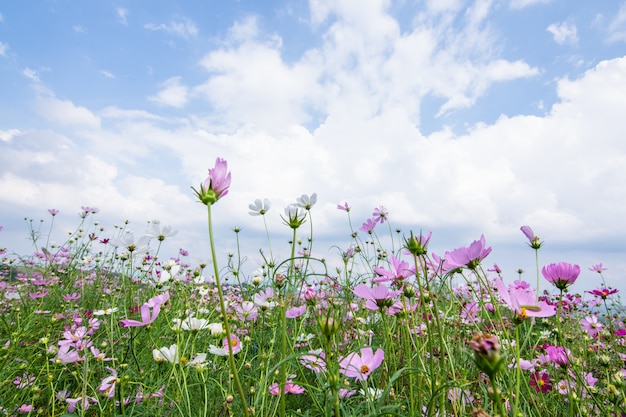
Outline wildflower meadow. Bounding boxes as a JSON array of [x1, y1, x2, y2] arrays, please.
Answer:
[[1, 157, 625, 417]]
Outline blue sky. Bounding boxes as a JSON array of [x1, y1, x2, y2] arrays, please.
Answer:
[[2, 0, 626, 292]]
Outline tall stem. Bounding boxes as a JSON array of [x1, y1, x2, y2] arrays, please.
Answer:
[[207, 205, 249, 417]]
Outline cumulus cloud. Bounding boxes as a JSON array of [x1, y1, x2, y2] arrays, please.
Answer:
[[144, 18, 198, 39], [547, 21, 578, 45], [149, 76, 189, 108], [36, 93, 101, 129]]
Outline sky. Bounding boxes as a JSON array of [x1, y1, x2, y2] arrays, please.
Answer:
[[1, 0, 626, 294]]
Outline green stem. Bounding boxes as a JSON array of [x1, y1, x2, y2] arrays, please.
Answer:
[[207, 205, 249, 417]]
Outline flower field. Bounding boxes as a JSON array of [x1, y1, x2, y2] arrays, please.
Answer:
[[1, 158, 625, 416]]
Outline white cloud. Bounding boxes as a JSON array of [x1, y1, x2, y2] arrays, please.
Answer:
[[116, 8, 129, 26], [144, 18, 198, 39], [22, 67, 41, 83], [509, 0, 552, 10], [0, 41, 7, 56], [0, 129, 22, 142], [547, 21, 578, 45], [36, 93, 101, 129], [100, 70, 115, 79], [149, 76, 189, 108], [606, 3, 626, 43], [73, 25, 86, 33]]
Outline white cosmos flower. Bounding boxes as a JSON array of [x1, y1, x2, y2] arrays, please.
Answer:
[[248, 198, 271, 216], [153, 344, 179, 364], [296, 193, 317, 210]]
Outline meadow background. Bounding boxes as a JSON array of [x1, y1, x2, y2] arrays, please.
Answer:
[[1, 1, 626, 294]]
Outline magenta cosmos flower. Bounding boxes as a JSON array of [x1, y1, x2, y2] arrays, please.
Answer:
[[541, 262, 580, 291], [193, 157, 231, 206], [339, 347, 384, 381], [444, 235, 492, 270], [588, 287, 618, 299], [495, 278, 556, 320]]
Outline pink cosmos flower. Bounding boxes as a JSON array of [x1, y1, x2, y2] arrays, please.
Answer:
[[209, 334, 242, 356], [353, 284, 402, 314], [234, 301, 259, 321], [300, 349, 326, 373], [520, 225, 542, 249], [443, 235, 492, 270], [360, 218, 377, 234], [373, 255, 415, 283], [98, 367, 118, 398], [544, 345, 570, 366], [541, 262, 580, 290], [339, 347, 384, 381], [48, 208, 59, 216], [120, 292, 170, 328], [193, 157, 231, 206], [580, 315, 603, 337], [268, 380, 305, 395], [589, 263, 607, 273], [372, 206, 388, 223], [286, 305, 306, 318], [495, 278, 556, 320], [337, 202, 351, 211]]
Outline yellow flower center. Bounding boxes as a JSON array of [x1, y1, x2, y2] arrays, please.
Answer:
[[519, 307, 528, 319], [360, 365, 370, 374]]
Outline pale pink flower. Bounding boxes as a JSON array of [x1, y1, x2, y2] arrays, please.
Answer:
[[268, 380, 305, 395], [339, 347, 384, 381], [580, 315, 603, 337]]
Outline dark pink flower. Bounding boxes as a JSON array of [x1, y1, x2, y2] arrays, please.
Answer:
[[444, 235, 492, 270], [541, 262, 580, 290], [529, 371, 552, 393], [588, 287, 618, 299]]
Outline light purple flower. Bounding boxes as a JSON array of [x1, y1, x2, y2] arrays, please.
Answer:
[[359, 218, 377, 234], [541, 262, 580, 290], [444, 235, 492, 270], [372, 206, 388, 223]]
